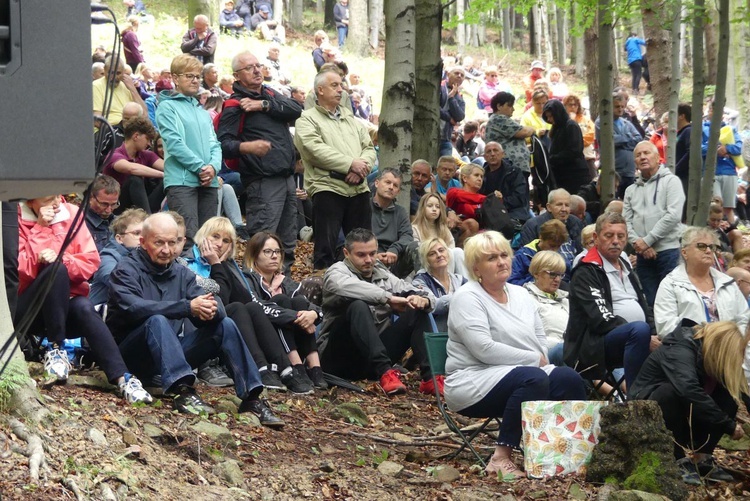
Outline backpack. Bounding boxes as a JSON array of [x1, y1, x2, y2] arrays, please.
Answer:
[[476, 196, 515, 240], [213, 99, 245, 171]]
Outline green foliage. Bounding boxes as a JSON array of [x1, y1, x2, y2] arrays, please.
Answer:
[[372, 449, 389, 466], [0, 361, 29, 413], [623, 452, 664, 494]]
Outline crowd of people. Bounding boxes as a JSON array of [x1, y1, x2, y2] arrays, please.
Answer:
[[4, 6, 750, 485]]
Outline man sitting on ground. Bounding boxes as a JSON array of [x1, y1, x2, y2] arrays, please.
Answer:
[[85, 175, 121, 252], [479, 141, 530, 223], [250, 5, 286, 44], [410, 159, 433, 216], [519, 188, 583, 262], [107, 213, 283, 426], [318, 228, 436, 395], [370, 168, 417, 277]]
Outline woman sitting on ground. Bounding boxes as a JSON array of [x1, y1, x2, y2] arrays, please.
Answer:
[[185, 217, 315, 394], [630, 321, 748, 485], [244, 232, 327, 390], [446, 163, 491, 246], [509, 219, 571, 286], [412, 193, 467, 275], [412, 237, 467, 331], [445, 231, 586, 479], [654, 226, 750, 339]]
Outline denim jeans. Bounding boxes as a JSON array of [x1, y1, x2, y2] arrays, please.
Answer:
[[439, 140, 453, 157], [336, 26, 348, 47], [603, 321, 651, 388], [548, 342, 564, 366], [459, 366, 586, 448], [636, 248, 680, 306]]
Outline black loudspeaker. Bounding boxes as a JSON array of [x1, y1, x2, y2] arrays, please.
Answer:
[[0, 1, 94, 201]]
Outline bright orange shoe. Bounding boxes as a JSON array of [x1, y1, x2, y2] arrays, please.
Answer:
[[379, 368, 406, 395], [419, 375, 445, 396]]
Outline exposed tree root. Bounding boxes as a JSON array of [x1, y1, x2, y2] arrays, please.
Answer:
[[10, 377, 50, 423], [8, 417, 47, 483], [61, 476, 86, 501]]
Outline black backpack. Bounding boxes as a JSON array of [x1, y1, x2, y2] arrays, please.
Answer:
[[477, 196, 516, 240]]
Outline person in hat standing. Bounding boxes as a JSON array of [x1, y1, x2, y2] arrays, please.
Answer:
[[250, 4, 286, 43], [523, 60, 546, 102]]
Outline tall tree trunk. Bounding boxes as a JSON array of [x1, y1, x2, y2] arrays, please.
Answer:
[[679, 6, 688, 71], [556, 6, 566, 64], [704, 2, 718, 85], [188, 0, 220, 27], [729, 0, 750, 128], [502, 7, 512, 50], [348, 0, 370, 56], [325, 0, 336, 27], [686, 0, 706, 223], [531, 8, 542, 56], [379, 0, 416, 206], [413, 0, 442, 168], [597, 0, 616, 208], [456, 0, 466, 51], [695, 0, 730, 225], [369, 0, 383, 49], [290, 0, 303, 28], [666, 0, 682, 170], [584, 25, 600, 118], [540, 3, 553, 66], [548, 7, 558, 62], [641, 0, 672, 119], [317, 0, 323, 14], [273, 0, 283, 22]]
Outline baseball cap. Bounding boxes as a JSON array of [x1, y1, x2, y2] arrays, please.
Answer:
[[530, 60, 546, 71], [258, 5, 271, 12]]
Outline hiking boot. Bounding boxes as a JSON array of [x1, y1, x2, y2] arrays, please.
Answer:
[[240, 398, 285, 428], [44, 348, 71, 383], [146, 374, 162, 388], [198, 359, 234, 387], [281, 366, 314, 395], [119, 373, 153, 405], [696, 456, 734, 482], [419, 375, 445, 396], [379, 368, 406, 396], [676, 458, 702, 486], [234, 224, 251, 241], [172, 386, 215, 415], [306, 366, 328, 390], [260, 368, 287, 391]]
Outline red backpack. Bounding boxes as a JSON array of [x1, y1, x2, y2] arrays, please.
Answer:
[[213, 99, 245, 171]]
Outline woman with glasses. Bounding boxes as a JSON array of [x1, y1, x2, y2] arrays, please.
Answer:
[[654, 226, 750, 339], [523, 251, 568, 366], [243, 232, 327, 390], [476, 66, 511, 113]]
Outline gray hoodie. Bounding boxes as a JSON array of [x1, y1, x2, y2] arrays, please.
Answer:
[[623, 165, 685, 252]]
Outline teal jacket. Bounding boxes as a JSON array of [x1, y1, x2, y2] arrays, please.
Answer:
[[156, 90, 222, 188]]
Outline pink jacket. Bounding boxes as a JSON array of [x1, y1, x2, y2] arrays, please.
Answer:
[[18, 202, 100, 297]]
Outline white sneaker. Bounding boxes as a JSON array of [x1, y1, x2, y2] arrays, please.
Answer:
[[44, 348, 71, 382], [119, 374, 154, 404], [299, 226, 313, 242]]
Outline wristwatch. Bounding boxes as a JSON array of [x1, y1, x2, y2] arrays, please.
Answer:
[[261, 100, 270, 112]]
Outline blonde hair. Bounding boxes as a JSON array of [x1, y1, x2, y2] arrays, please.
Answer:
[[413, 193, 452, 245], [694, 322, 749, 403], [581, 224, 596, 248], [459, 163, 483, 184], [538, 219, 568, 248], [529, 250, 566, 277], [194, 217, 236, 260], [418, 237, 452, 271], [170, 54, 203, 76], [463, 231, 513, 281]]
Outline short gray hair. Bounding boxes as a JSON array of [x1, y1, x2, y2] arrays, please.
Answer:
[[548, 188, 570, 204], [231, 51, 255, 72], [594, 212, 627, 234], [680, 226, 718, 249], [313, 69, 340, 96]]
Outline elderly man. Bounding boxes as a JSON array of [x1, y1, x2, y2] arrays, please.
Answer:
[[439, 67, 466, 157], [250, 5, 286, 43], [318, 228, 435, 396], [181, 15, 217, 65], [595, 94, 642, 197], [564, 212, 654, 391], [479, 141, 530, 222], [201, 63, 229, 99], [294, 68, 376, 270], [726, 267, 750, 307], [623, 141, 685, 306], [570, 195, 589, 224], [218, 51, 302, 269], [519, 188, 584, 257], [93, 56, 148, 126], [85, 175, 121, 252], [409, 159, 433, 216], [108, 213, 283, 425]]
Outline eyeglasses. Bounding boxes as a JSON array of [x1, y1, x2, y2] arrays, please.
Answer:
[[693, 242, 718, 252], [236, 64, 262, 73], [178, 73, 201, 81], [121, 229, 142, 236], [543, 270, 565, 279], [92, 194, 120, 209], [262, 248, 282, 257]]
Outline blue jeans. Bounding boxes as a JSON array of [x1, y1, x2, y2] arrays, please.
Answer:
[[548, 342, 564, 366], [119, 315, 263, 399], [636, 248, 680, 306], [439, 140, 453, 157], [603, 321, 651, 389], [337, 26, 348, 47], [458, 366, 586, 448]]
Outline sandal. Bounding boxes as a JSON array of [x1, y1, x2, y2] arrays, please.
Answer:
[[485, 456, 522, 481]]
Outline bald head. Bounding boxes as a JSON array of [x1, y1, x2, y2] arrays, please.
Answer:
[[570, 195, 586, 220], [634, 141, 661, 179], [605, 200, 624, 214], [726, 267, 750, 299], [122, 102, 143, 121], [141, 213, 180, 265]]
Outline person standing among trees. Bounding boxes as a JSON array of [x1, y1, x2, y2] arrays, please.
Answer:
[[181, 15, 217, 65], [333, 0, 349, 48], [625, 33, 650, 96], [439, 67, 466, 157]]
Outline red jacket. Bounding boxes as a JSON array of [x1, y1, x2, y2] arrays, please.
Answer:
[[446, 188, 486, 220], [18, 202, 100, 297]]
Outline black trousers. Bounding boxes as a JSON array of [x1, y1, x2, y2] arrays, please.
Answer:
[[2, 202, 18, 318], [311, 191, 371, 269], [320, 300, 432, 381], [629, 60, 643, 92], [270, 294, 318, 358], [16, 264, 128, 382], [650, 382, 738, 459], [226, 301, 291, 371], [117, 176, 164, 215]]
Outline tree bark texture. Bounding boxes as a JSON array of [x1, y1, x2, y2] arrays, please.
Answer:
[[369, 0, 384, 49], [348, 0, 370, 56], [597, 0, 616, 209], [456, 0, 466, 51], [584, 25, 599, 119], [556, 6, 567, 65], [704, 2, 718, 85], [502, 7, 512, 50], [379, 0, 416, 210], [290, 0, 303, 28], [729, 0, 749, 128], [273, 0, 283, 22], [686, 0, 706, 223], [413, 0, 442, 168], [666, 0, 681, 170], [641, 0, 672, 120]]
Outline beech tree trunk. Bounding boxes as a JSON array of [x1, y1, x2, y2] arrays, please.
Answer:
[[502, 7, 512, 50], [641, 0, 672, 119], [290, 0, 303, 28], [666, 0, 681, 169], [412, 0, 442, 168], [597, 0, 616, 208], [369, 0, 383, 49], [584, 25, 599, 118], [456, 0, 466, 51], [348, 0, 370, 56], [686, 0, 706, 223], [729, 0, 749, 128], [556, 6, 566, 65], [273, 0, 283, 22], [704, 2, 718, 85], [379, 0, 416, 210]]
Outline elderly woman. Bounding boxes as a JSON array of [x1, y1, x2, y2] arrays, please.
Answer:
[[445, 231, 586, 478], [523, 251, 568, 366], [185, 217, 315, 394], [446, 163, 488, 245], [654, 226, 750, 339], [412, 237, 467, 332], [244, 232, 327, 390], [631, 322, 748, 484], [509, 219, 570, 286], [547, 67, 569, 99]]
